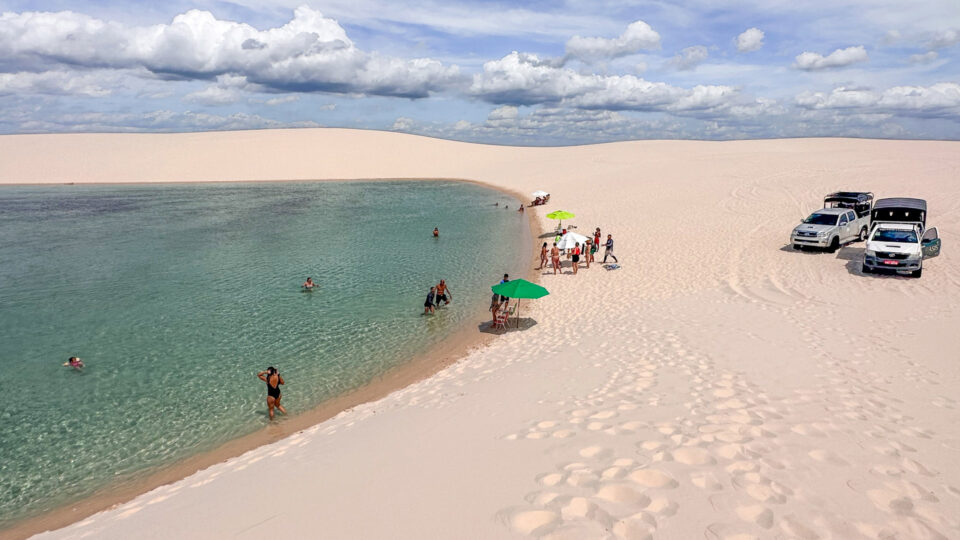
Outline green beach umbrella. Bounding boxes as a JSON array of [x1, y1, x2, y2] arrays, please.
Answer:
[[546, 210, 575, 229], [491, 279, 549, 328]]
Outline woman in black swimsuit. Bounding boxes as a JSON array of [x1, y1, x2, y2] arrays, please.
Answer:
[[257, 367, 287, 420]]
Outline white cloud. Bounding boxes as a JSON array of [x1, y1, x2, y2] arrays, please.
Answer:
[[0, 7, 460, 98], [565, 20, 660, 62], [909, 51, 938, 64], [391, 117, 414, 130], [736, 28, 765, 52], [4, 109, 321, 133], [794, 46, 868, 70], [668, 46, 709, 71], [0, 70, 112, 96], [265, 95, 300, 106], [929, 29, 959, 49], [183, 74, 253, 105], [469, 52, 775, 118], [796, 83, 960, 119]]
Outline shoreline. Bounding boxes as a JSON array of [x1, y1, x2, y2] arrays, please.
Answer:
[[2, 178, 544, 540]]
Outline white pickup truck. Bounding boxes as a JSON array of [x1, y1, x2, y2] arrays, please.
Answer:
[[791, 192, 873, 252], [862, 198, 941, 278]]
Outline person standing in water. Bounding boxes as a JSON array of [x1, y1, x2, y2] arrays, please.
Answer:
[[433, 227, 439, 237], [538, 242, 548, 270], [257, 367, 286, 420], [550, 242, 561, 275], [424, 286, 437, 314], [302, 277, 317, 290], [435, 280, 452, 306]]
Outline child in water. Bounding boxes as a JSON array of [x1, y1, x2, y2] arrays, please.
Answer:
[[63, 357, 84, 370]]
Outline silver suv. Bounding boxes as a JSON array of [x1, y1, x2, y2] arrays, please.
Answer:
[[791, 208, 868, 252]]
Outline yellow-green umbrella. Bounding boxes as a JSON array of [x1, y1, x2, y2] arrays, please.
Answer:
[[546, 210, 575, 228]]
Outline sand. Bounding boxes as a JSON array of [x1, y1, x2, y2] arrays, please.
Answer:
[[1, 131, 958, 540]]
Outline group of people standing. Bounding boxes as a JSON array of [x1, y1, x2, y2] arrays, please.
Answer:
[[539, 227, 618, 275]]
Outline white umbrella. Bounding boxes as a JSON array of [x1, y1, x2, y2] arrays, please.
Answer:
[[532, 190, 549, 197], [556, 231, 588, 250]]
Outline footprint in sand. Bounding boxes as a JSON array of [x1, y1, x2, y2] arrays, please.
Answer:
[[629, 468, 678, 489], [808, 449, 849, 466], [735, 504, 774, 529], [510, 509, 559, 535], [673, 446, 716, 465]]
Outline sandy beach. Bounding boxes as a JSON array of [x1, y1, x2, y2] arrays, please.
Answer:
[[2, 130, 959, 539]]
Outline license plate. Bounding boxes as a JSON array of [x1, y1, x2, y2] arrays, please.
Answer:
[[882, 260, 899, 266]]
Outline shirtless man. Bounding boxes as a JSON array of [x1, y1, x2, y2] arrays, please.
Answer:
[[435, 280, 452, 306]]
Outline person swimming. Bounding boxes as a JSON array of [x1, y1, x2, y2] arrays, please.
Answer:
[[257, 367, 287, 420], [433, 227, 439, 237], [302, 277, 317, 290], [63, 356, 84, 370]]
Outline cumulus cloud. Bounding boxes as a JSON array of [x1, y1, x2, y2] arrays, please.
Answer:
[[794, 46, 868, 70], [796, 83, 960, 119], [928, 29, 959, 50], [0, 7, 460, 98], [565, 20, 660, 61], [0, 70, 111, 96], [909, 51, 938, 64], [469, 52, 775, 119], [183, 74, 254, 105], [668, 46, 709, 71], [736, 28, 764, 52]]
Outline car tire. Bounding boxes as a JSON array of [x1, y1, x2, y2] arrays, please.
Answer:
[[862, 263, 871, 274], [828, 237, 839, 253], [912, 268, 922, 278], [858, 227, 868, 242]]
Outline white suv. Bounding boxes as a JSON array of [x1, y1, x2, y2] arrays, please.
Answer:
[[862, 198, 941, 278]]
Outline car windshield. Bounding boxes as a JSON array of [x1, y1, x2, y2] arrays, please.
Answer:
[[803, 213, 837, 226], [873, 229, 918, 243]]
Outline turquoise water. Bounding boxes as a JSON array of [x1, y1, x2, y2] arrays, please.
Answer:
[[0, 181, 527, 527]]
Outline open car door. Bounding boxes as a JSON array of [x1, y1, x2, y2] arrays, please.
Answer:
[[922, 227, 941, 258]]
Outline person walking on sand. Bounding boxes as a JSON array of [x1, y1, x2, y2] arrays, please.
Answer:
[[603, 234, 619, 263], [594, 228, 601, 250], [257, 367, 286, 420], [436, 279, 452, 306], [433, 227, 439, 237], [585, 239, 593, 268], [550, 242, 561, 274], [538, 242, 548, 270], [571, 242, 581, 274], [424, 286, 437, 314]]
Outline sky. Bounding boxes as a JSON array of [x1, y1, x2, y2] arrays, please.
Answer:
[[0, 0, 958, 144]]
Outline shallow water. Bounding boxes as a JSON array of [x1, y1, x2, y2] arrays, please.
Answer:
[[0, 181, 527, 526]]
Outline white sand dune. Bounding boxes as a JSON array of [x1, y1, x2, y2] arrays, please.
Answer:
[[3, 131, 959, 539]]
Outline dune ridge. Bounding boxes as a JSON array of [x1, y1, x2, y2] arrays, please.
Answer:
[[1, 130, 958, 539]]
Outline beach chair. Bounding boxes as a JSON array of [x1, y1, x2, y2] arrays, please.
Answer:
[[493, 310, 509, 331]]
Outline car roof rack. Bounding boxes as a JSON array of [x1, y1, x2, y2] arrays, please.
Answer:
[[824, 191, 874, 203]]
